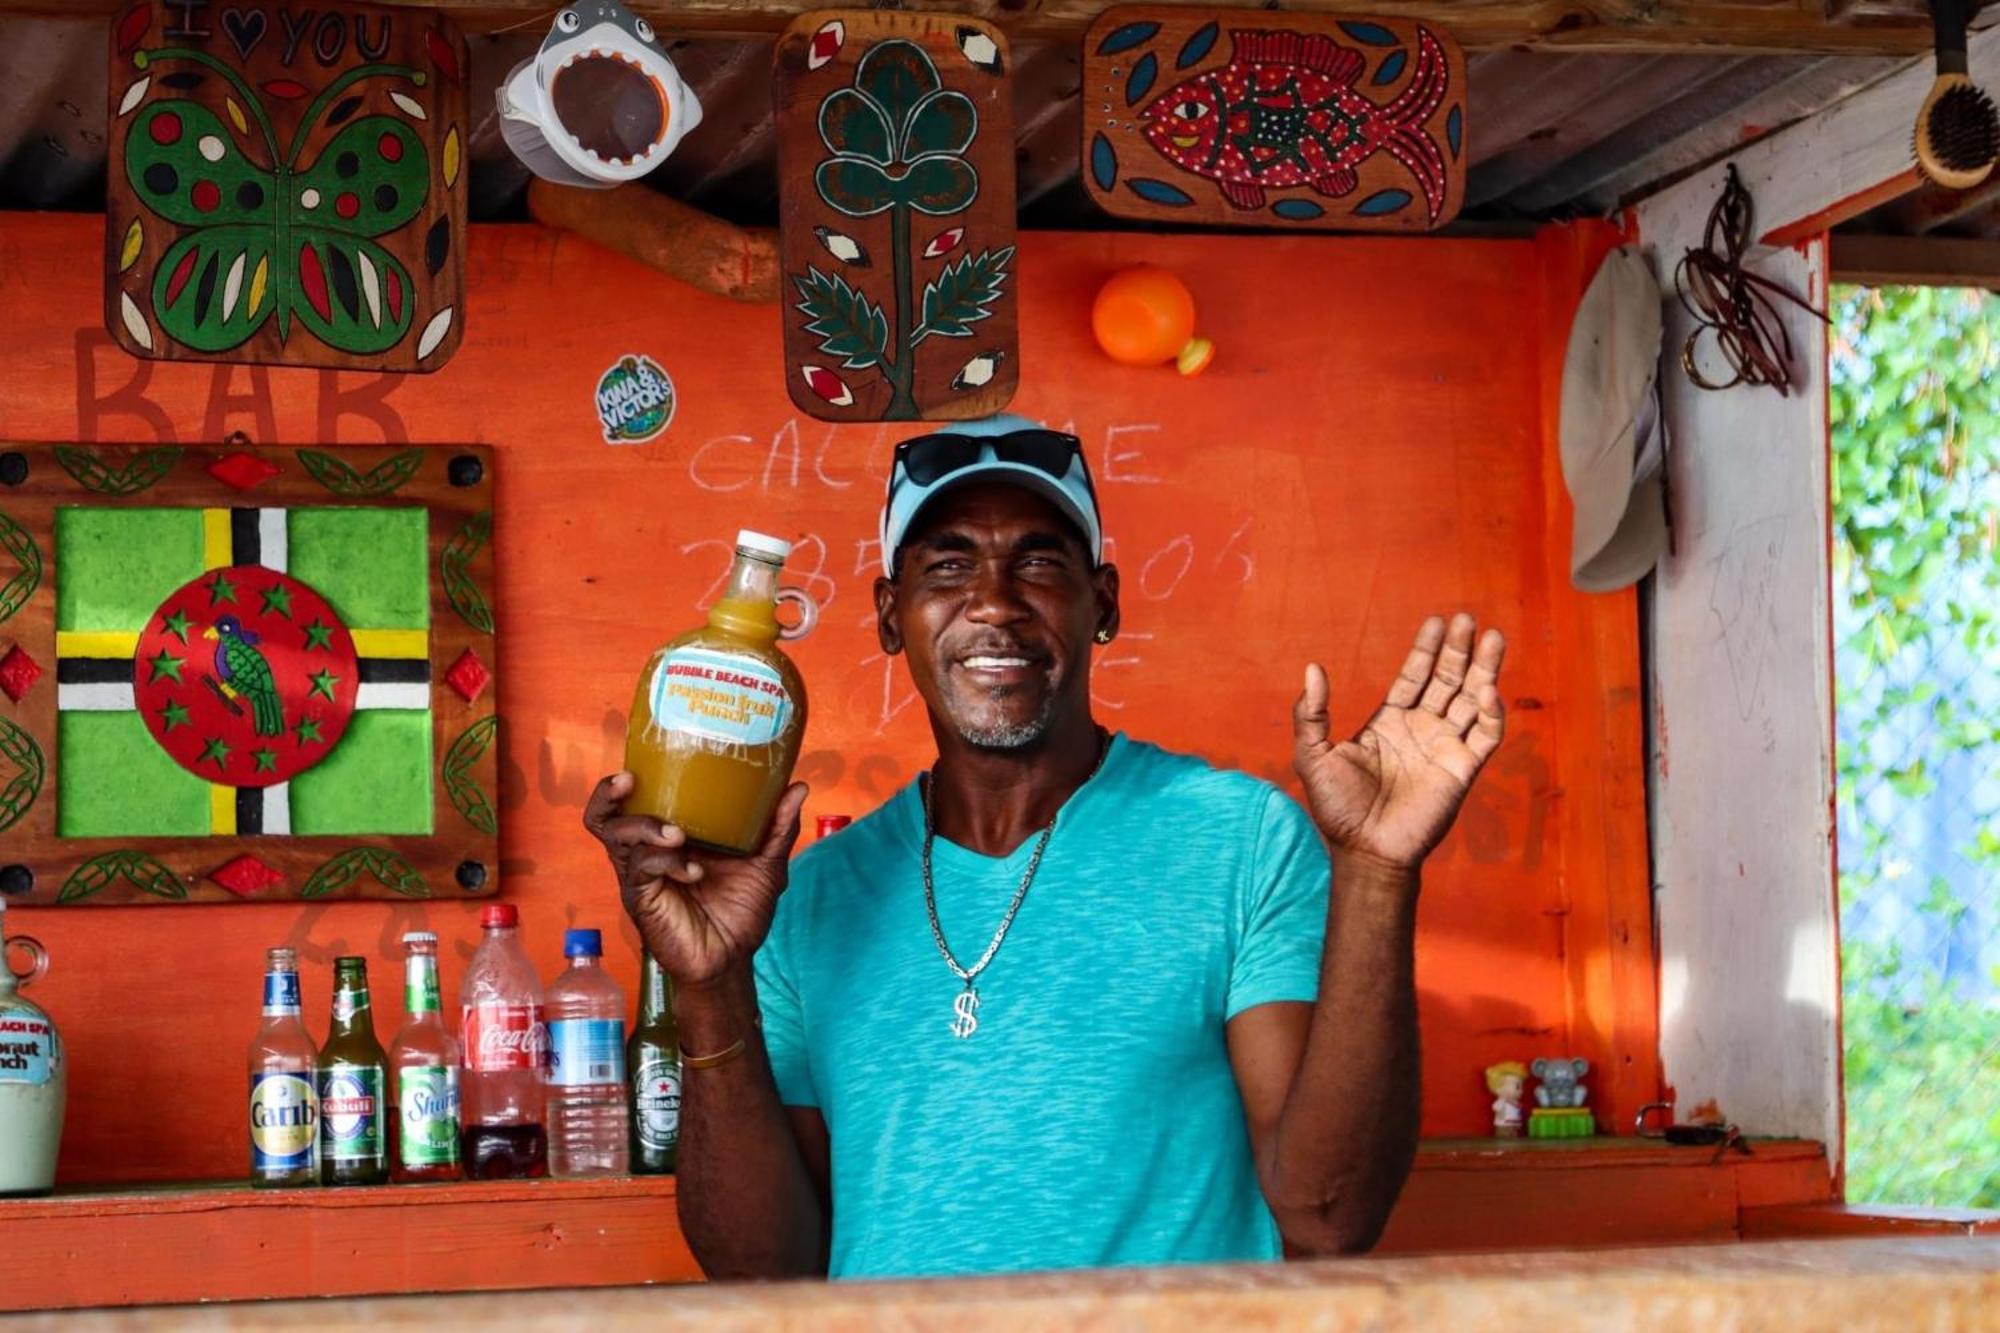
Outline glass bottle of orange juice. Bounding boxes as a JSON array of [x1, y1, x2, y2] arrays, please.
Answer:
[[624, 531, 815, 853]]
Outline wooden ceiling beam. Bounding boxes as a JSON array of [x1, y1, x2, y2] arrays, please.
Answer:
[[0, 0, 1944, 54]]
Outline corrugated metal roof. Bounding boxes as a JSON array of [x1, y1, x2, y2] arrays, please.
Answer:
[[0, 15, 1909, 228]]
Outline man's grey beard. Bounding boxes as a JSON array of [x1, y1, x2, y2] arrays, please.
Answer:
[[945, 686, 1058, 749]]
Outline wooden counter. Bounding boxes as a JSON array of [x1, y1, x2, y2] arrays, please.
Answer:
[[0, 1138, 1839, 1312], [12, 1238, 1998, 1330]]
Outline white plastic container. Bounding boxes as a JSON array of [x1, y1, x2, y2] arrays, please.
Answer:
[[0, 900, 63, 1197]]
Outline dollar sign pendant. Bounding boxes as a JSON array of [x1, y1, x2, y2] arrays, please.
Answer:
[[950, 986, 980, 1039]]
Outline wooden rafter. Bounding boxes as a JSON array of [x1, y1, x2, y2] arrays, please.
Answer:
[[0, 0, 1952, 54]]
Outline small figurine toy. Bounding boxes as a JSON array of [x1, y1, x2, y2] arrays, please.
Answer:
[[1528, 1056, 1595, 1138], [1485, 1061, 1527, 1138]]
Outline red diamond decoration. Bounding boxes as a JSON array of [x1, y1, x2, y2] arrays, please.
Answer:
[[206, 451, 280, 490], [0, 644, 41, 703], [808, 19, 845, 69], [800, 364, 854, 407], [210, 854, 285, 898], [445, 647, 491, 703]]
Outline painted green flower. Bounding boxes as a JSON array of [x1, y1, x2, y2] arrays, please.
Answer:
[[816, 41, 978, 218]]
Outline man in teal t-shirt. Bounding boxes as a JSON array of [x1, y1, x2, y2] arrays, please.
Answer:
[[588, 415, 1508, 1280]]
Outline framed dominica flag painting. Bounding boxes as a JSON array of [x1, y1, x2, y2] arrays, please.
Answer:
[[0, 442, 498, 905]]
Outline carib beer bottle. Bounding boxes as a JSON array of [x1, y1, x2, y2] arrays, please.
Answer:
[[317, 956, 388, 1186], [248, 947, 318, 1188]]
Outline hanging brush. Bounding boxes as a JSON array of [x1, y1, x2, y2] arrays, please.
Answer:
[[1915, 0, 2000, 190]]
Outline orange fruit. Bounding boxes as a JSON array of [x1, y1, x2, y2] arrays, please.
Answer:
[[1092, 264, 1196, 366]]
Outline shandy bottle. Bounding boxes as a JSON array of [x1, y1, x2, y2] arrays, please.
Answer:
[[627, 950, 681, 1174], [391, 933, 462, 1182], [623, 530, 815, 853], [318, 957, 388, 1186], [248, 947, 318, 1187]]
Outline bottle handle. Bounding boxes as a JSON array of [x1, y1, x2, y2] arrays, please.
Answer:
[[5, 934, 47, 989], [775, 587, 819, 642]]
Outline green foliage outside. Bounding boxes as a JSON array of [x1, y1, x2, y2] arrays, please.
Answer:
[[1829, 284, 2000, 1210]]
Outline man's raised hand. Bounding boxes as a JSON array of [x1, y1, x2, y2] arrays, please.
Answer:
[[1292, 613, 1505, 870], [584, 774, 808, 988]]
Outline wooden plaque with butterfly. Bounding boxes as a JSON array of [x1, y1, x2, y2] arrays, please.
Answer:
[[103, 0, 470, 372], [1082, 6, 1466, 232]]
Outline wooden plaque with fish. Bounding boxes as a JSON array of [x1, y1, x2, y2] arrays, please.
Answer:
[[103, 0, 469, 372], [774, 9, 1020, 422], [1082, 7, 1466, 231]]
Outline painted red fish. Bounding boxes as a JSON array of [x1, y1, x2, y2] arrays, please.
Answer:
[[1140, 27, 1449, 220]]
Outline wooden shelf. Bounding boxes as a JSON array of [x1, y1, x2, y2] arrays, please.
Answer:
[[0, 1140, 1835, 1312], [0, 1173, 697, 1311]]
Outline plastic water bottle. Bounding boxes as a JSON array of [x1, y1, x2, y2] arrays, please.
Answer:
[[459, 904, 548, 1178], [546, 929, 629, 1178]]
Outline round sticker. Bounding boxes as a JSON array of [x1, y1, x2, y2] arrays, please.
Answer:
[[595, 354, 677, 444]]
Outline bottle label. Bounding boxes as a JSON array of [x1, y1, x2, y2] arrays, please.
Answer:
[[0, 1012, 57, 1086], [649, 647, 792, 747], [332, 985, 369, 1023], [398, 1065, 461, 1168], [549, 1018, 625, 1087], [262, 971, 302, 1017], [405, 957, 440, 1016], [318, 1064, 385, 1164], [633, 1052, 682, 1151], [462, 1003, 547, 1072], [250, 1071, 318, 1173]]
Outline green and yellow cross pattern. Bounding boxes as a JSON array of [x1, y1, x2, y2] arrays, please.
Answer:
[[55, 505, 435, 838]]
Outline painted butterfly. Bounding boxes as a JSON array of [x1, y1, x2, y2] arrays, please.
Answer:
[[120, 46, 432, 356]]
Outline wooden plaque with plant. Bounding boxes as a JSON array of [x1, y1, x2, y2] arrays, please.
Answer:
[[775, 9, 1019, 421]]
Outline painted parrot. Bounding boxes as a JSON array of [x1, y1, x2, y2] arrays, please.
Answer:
[[203, 615, 284, 736]]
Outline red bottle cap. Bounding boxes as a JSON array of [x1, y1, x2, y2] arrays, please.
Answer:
[[816, 815, 852, 838], [480, 903, 519, 929]]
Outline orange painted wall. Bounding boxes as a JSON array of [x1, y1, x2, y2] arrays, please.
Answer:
[[0, 213, 1653, 1185]]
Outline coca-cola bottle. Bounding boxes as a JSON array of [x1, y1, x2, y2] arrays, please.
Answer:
[[459, 904, 548, 1178]]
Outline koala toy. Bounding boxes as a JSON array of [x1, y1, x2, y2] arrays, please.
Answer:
[[1531, 1057, 1590, 1108]]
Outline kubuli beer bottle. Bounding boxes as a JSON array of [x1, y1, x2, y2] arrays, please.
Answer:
[[318, 957, 388, 1186], [627, 950, 681, 1174], [249, 947, 318, 1187]]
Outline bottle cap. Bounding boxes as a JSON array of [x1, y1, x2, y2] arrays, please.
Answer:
[[735, 529, 793, 563], [480, 903, 519, 929], [563, 928, 604, 958], [816, 815, 852, 838], [402, 931, 438, 946]]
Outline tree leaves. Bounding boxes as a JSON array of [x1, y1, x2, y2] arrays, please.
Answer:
[[443, 715, 499, 835], [0, 510, 40, 627], [793, 266, 889, 370], [296, 448, 423, 496], [58, 850, 186, 903], [301, 847, 430, 898], [441, 510, 494, 634], [0, 716, 43, 836], [53, 445, 182, 495], [915, 245, 1014, 343]]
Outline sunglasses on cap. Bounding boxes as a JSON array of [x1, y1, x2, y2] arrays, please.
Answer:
[[892, 428, 1096, 500]]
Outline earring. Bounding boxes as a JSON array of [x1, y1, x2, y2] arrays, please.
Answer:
[[1094, 629, 1112, 644]]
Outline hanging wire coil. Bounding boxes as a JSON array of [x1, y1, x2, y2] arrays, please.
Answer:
[[1673, 165, 1830, 396]]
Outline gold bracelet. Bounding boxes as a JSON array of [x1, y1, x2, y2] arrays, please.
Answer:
[[681, 1037, 748, 1070]]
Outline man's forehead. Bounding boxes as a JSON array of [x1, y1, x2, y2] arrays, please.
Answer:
[[903, 482, 1085, 548]]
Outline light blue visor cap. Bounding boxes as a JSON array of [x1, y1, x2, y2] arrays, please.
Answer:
[[879, 414, 1103, 575]]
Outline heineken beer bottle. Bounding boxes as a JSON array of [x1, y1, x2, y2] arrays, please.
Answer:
[[627, 950, 681, 1174], [392, 932, 462, 1182], [248, 947, 318, 1188], [318, 957, 388, 1186]]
